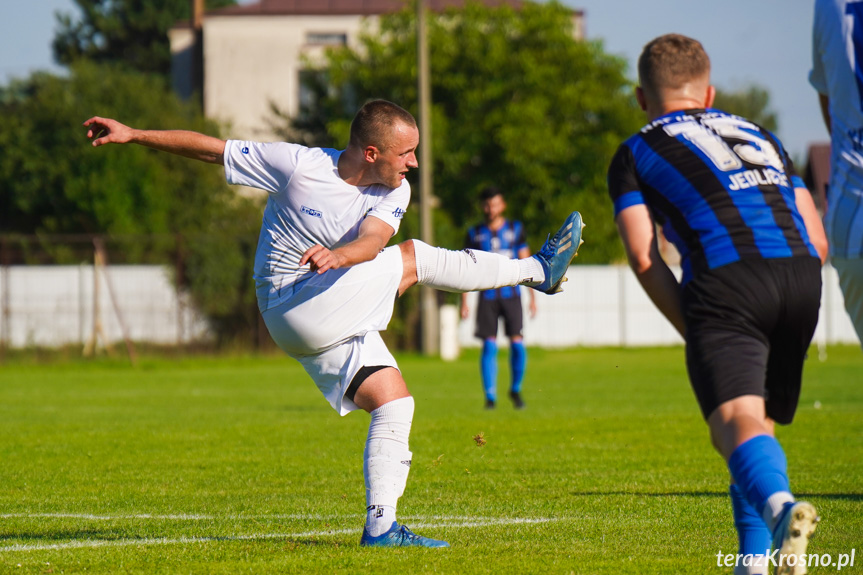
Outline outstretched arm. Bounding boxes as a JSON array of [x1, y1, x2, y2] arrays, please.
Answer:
[[300, 215, 395, 274], [84, 116, 226, 164], [616, 204, 686, 338]]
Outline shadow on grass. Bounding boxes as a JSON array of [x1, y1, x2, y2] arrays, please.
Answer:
[[569, 491, 726, 498], [797, 493, 863, 501], [569, 491, 863, 501]]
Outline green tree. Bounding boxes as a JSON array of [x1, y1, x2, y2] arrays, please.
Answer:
[[53, 0, 236, 77], [273, 0, 643, 264], [0, 62, 262, 344], [713, 85, 778, 133]]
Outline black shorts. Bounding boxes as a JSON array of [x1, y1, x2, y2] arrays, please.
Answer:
[[682, 257, 821, 425], [475, 295, 524, 339]]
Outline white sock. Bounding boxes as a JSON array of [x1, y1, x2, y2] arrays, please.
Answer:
[[412, 240, 544, 292], [519, 257, 545, 287], [364, 397, 414, 536], [762, 491, 795, 532], [366, 504, 397, 536]]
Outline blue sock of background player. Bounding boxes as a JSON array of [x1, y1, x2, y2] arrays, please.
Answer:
[[509, 341, 526, 405], [481, 339, 498, 406]]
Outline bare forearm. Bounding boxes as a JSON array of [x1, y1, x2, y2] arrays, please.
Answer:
[[130, 129, 225, 164], [85, 116, 225, 164], [331, 234, 387, 268]]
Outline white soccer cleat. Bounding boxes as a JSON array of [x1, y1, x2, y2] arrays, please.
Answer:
[[772, 501, 819, 575]]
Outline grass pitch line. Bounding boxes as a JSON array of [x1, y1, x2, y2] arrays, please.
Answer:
[[0, 517, 559, 552], [0, 513, 350, 521], [1, 513, 556, 524]]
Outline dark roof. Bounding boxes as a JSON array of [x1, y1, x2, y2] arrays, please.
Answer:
[[210, 0, 524, 17]]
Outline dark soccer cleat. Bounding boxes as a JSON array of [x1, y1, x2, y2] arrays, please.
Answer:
[[509, 391, 525, 410], [530, 211, 584, 294], [360, 522, 450, 548], [484, 398, 496, 410], [771, 501, 818, 575]]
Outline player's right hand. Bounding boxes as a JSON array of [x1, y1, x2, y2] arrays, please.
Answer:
[[83, 117, 134, 147]]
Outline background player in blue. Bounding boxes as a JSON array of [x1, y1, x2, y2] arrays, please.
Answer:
[[461, 187, 536, 409], [810, 0, 863, 348], [607, 35, 828, 575]]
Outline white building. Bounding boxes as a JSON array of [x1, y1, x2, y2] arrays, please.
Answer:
[[169, 0, 584, 140]]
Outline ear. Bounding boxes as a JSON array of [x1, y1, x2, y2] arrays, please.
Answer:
[[635, 87, 648, 112], [363, 145, 379, 163], [705, 85, 716, 108]]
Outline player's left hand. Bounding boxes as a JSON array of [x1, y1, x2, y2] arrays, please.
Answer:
[[300, 244, 343, 274]]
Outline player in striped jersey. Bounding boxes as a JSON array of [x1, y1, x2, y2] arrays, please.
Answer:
[[608, 35, 828, 575], [810, 0, 863, 348]]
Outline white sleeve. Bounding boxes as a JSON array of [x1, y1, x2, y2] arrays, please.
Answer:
[[223, 140, 303, 194], [808, 0, 828, 95], [367, 181, 411, 236]]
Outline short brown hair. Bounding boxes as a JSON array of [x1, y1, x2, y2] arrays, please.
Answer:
[[638, 34, 710, 99], [349, 99, 417, 150]]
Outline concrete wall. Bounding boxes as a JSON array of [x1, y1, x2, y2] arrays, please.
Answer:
[[201, 15, 369, 140]]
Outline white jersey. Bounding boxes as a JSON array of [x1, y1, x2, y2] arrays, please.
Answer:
[[810, 0, 863, 257], [223, 140, 410, 311]]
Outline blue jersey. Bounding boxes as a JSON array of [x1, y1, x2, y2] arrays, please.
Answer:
[[607, 108, 819, 284], [465, 219, 528, 300]]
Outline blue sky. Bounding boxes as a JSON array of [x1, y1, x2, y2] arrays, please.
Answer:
[[0, 0, 826, 159]]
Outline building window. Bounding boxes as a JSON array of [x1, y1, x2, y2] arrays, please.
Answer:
[[305, 32, 347, 46]]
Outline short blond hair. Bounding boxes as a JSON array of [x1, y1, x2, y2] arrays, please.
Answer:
[[349, 99, 416, 151], [638, 34, 710, 100]]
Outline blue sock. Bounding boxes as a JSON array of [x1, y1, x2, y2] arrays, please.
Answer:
[[727, 435, 794, 530], [509, 341, 526, 393], [730, 484, 771, 558], [481, 339, 498, 401]]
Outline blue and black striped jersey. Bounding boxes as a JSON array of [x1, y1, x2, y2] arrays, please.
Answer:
[[608, 108, 819, 284], [465, 220, 528, 299]]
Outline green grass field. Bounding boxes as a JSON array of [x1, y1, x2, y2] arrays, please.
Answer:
[[1, 346, 861, 574]]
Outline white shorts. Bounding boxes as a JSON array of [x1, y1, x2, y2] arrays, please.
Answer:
[[262, 246, 403, 415]]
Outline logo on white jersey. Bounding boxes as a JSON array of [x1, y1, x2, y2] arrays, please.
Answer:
[[301, 205, 322, 218], [241, 146, 249, 154], [393, 207, 406, 219]]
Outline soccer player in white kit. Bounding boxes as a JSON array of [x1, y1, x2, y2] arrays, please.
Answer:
[[810, 0, 863, 348], [84, 100, 583, 547]]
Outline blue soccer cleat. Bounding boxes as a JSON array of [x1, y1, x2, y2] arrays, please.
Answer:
[[771, 501, 818, 575], [530, 211, 584, 294], [360, 521, 450, 548]]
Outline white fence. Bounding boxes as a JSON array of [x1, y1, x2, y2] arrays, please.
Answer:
[[0, 265, 209, 348], [457, 264, 859, 349], [0, 264, 858, 349]]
